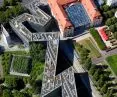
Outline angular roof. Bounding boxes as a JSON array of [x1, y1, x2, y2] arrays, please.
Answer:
[[57, 0, 76, 5], [48, 0, 72, 31], [81, 0, 101, 21]]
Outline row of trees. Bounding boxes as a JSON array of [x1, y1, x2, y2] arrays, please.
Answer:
[[99, 2, 117, 40], [75, 43, 115, 97], [29, 42, 46, 95], [105, 17, 117, 26], [89, 65, 114, 97]]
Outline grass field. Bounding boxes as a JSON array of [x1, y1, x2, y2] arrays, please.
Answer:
[[78, 38, 101, 58], [106, 55, 117, 75]]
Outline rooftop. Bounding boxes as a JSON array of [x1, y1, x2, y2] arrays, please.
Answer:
[[65, 3, 91, 28], [25, 0, 51, 26], [10, 13, 39, 41]]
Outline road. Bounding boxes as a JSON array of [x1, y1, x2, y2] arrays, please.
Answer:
[[92, 48, 117, 64]]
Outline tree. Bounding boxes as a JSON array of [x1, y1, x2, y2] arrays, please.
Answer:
[[89, 65, 96, 75], [84, 58, 92, 70], [109, 25, 116, 32], [97, 75, 105, 87], [3, 89, 13, 97], [13, 90, 27, 97], [114, 32, 117, 39], [93, 69, 100, 81], [105, 19, 112, 26], [9, 0, 16, 6], [32, 80, 42, 94], [101, 84, 108, 94], [105, 89, 114, 97], [0, 12, 6, 23], [3, 0, 9, 6], [30, 42, 46, 63], [4, 76, 18, 89], [102, 5, 110, 12]]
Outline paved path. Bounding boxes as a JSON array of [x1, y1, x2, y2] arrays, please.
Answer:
[[92, 48, 117, 64]]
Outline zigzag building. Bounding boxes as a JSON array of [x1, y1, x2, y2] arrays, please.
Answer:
[[9, 1, 92, 97]]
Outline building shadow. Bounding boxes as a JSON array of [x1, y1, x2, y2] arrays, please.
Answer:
[[44, 87, 62, 97], [75, 73, 92, 97], [59, 39, 93, 97]]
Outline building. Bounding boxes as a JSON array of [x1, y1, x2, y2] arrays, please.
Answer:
[[1, 25, 12, 47], [10, 11, 51, 47], [9, 1, 52, 47], [97, 0, 104, 6], [107, 0, 117, 6], [0, 0, 3, 7], [48, 0, 102, 37], [36, 31, 92, 97], [48, 0, 74, 37], [81, 0, 103, 25], [25, 0, 52, 30]]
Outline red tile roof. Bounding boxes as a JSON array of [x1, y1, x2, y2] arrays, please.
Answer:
[[99, 28, 109, 41], [81, 0, 102, 22], [48, 0, 73, 32], [48, 0, 102, 32]]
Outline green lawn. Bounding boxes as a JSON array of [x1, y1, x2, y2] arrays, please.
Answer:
[[78, 38, 101, 58], [106, 55, 117, 75], [12, 55, 32, 74]]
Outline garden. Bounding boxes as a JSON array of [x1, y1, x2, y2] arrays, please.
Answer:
[[11, 55, 32, 74], [0, 42, 46, 97]]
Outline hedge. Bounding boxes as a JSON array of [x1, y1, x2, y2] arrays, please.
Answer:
[[90, 28, 106, 50]]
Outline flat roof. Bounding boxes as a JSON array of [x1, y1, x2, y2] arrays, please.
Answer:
[[25, 0, 51, 26], [65, 3, 91, 28]]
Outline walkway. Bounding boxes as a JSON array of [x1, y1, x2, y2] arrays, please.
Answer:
[[92, 48, 117, 64]]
